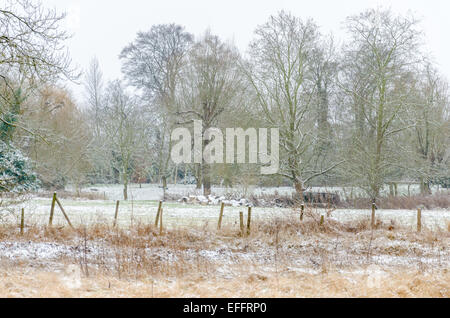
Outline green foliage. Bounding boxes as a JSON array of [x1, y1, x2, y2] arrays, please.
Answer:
[[0, 88, 25, 143], [0, 140, 40, 193]]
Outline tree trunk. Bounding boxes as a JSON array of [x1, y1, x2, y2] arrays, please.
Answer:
[[202, 164, 211, 196], [195, 164, 202, 189], [420, 178, 431, 195], [294, 180, 304, 202], [389, 183, 394, 196], [162, 175, 167, 200], [123, 183, 128, 201], [174, 165, 178, 185], [317, 85, 331, 155]]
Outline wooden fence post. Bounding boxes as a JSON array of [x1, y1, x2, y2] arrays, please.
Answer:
[[417, 208, 422, 232], [247, 207, 252, 236], [49, 192, 57, 226], [113, 200, 120, 228], [155, 201, 163, 227], [54, 196, 74, 229], [20, 208, 24, 235], [371, 203, 376, 229], [300, 204, 305, 222], [218, 202, 225, 230], [239, 212, 245, 237], [159, 208, 163, 236]]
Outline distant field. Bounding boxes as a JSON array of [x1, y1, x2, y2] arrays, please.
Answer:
[[71, 183, 444, 202], [3, 196, 449, 232]]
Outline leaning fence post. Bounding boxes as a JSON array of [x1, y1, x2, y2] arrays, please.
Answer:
[[417, 208, 422, 232], [239, 212, 245, 237], [159, 208, 164, 236], [155, 201, 163, 227], [20, 208, 24, 235], [113, 200, 120, 228], [371, 203, 376, 229], [55, 196, 74, 229], [247, 206, 252, 236], [218, 202, 225, 230], [49, 192, 57, 226]]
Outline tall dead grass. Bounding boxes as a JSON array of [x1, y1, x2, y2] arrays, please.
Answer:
[[0, 206, 448, 298], [0, 266, 448, 298]]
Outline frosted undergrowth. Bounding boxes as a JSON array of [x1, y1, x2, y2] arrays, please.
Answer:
[[3, 197, 448, 231]]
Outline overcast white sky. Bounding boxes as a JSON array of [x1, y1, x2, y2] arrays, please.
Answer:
[[41, 0, 450, 104]]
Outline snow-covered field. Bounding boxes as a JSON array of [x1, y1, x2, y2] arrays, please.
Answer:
[[1, 185, 448, 297], [0, 202, 448, 297], [2, 196, 449, 231], [71, 183, 444, 201]]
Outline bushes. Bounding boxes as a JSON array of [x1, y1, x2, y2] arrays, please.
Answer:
[[342, 193, 450, 210], [0, 141, 40, 193]]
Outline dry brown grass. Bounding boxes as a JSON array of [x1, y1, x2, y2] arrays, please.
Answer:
[[0, 266, 447, 298], [0, 208, 448, 298]]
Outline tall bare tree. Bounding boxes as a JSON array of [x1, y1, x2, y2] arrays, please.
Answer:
[[0, 0, 77, 139], [407, 63, 450, 193], [100, 80, 146, 200], [310, 36, 338, 163], [0, 0, 76, 85], [177, 31, 244, 195], [340, 8, 423, 201], [244, 11, 343, 198], [83, 57, 112, 183], [120, 24, 192, 197]]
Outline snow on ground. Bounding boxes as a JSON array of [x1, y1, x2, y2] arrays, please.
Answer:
[[1, 185, 448, 273], [0, 228, 447, 277], [0, 186, 447, 298], [1, 196, 449, 231], [0, 192, 448, 295], [0, 241, 73, 262], [67, 183, 446, 202]]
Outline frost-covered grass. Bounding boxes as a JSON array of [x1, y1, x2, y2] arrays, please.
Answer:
[[72, 183, 445, 201], [0, 189, 448, 298], [0, 212, 448, 298], [3, 196, 449, 232]]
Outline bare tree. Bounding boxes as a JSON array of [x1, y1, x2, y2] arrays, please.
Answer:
[[177, 31, 244, 195], [339, 8, 423, 202], [84, 58, 103, 136], [310, 36, 338, 165], [244, 11, 343, 198], [120, 24, 192, 197], [0, 0, 76, 84], [407, 63, 450, 193], [100, 80, 146, 200], [83, 57, 112, 183]]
